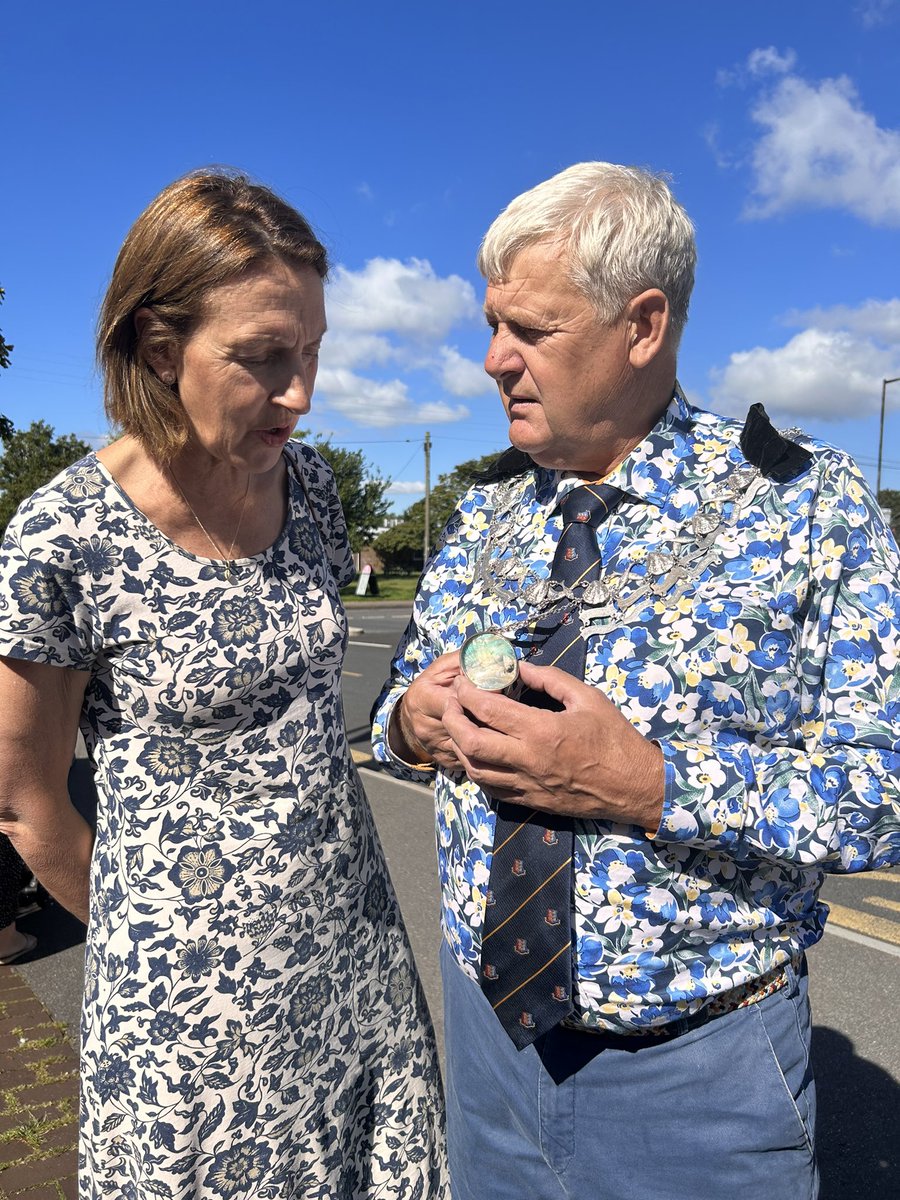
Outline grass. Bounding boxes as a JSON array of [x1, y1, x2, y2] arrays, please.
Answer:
[[340, 574, 418, 602]]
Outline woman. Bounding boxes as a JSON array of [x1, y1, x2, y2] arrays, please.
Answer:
[[0, 171, 447, 1198]]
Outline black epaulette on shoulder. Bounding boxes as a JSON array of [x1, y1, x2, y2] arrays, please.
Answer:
[[739, 403, 813, 483], [474, 446, 535, 484]]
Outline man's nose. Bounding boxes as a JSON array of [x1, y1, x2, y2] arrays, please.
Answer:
[[484, 329, 524, 380]]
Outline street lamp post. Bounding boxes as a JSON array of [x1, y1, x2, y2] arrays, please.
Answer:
[[877, 377, 900, 499]]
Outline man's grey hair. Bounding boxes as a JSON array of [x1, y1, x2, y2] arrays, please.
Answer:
[[477, 162, 696, 345]]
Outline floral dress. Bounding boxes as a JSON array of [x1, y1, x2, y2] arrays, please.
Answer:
[[0, 443, 448, 1200]]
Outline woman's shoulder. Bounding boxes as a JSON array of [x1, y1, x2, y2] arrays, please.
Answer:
[[283, 439, 339, 505], [5, 453, 107, 537]]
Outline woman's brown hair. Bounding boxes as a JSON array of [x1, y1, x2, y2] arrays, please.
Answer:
[[97, 169, 328, 462]]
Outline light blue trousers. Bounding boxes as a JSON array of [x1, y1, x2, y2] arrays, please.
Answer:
[[441, 941, 818, 1200]]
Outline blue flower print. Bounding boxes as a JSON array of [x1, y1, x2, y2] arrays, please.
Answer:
[[695, 598, 742, 630], [609, 951, 667, 996], [77, 535, 122, 579], [147, 1010, 188, 1045], [709, 940, 754, 971], [758, 788, 801, 850], [810, 765, 847, 804], [697, 680, 746, 720], [825, 639, 877, 690], [842, 529, 871, 570], [92, 1052, 136, 1102], [287, 976, 332, 1029], [624, 663, 673, 709], [697, 891, 738, 925], [169, 846, 233, 900], [386, 962, 416, 1013], [175, 936, 224, 981], [273, 808, 323, 855], [137, 736, 202, 786], [765, 688, 800, 731], [857, 583, 900, 638], [9, 561, 78, 620], [724, 539, 780, 583], [58, 463, 106, 501], [748, 631, 792, 671], [206, 1142, 272, 1197], [210, 595, 267, 647]]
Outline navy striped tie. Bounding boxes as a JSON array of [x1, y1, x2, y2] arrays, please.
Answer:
[[479, 482, 626, 1048]]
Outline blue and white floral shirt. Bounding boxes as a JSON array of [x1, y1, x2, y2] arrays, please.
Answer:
[[372, 390, 900, 1033]]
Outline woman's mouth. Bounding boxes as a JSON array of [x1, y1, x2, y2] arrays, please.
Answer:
[[256, 425, 293, 446]]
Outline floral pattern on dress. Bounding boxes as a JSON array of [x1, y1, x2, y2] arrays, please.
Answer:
[[371, 389, 900, 1033], [0, 442, 448, 1199]]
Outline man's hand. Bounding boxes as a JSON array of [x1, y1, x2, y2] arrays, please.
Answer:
[[441, 659, 664, 832], [389, 651, 465, 771]]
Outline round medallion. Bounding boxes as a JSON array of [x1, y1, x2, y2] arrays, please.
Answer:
[[459, 631, 519, 691]]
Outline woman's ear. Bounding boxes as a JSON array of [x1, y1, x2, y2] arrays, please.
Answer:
[[134, 307, 177, 385]]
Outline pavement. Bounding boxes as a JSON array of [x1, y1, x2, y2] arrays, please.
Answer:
[[0, 967, 78, 1198]]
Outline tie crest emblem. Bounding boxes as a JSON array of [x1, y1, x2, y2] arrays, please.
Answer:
[[545, 908, 560, 926], [542, 829, 559, 846], [511, 859, 526, 877], [513, 937, 530, 956]]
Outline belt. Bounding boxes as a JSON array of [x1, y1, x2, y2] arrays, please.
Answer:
[[562, 957, 798, 1041]]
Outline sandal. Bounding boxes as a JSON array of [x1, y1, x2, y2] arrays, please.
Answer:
[[0, 933, 38, 965]]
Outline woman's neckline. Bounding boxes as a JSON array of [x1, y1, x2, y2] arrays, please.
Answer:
[[91, 448, 296, 570]]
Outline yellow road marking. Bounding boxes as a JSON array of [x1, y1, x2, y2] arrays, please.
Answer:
[[867, 896, 900, 916], [350, 748, 376, 767], [864, 870, 900, 885], [343, 670, 362, 677], [826, 901, 900, 948]]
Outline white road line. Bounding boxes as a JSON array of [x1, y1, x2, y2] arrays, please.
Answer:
[[824, 921, 900, 960], [348, 641, 393, 649]]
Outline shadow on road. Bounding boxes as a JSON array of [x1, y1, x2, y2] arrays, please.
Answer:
[[813, 1024, 899, 1198]]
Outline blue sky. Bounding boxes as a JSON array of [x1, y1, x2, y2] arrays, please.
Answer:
[[2, 1, 899, 509]]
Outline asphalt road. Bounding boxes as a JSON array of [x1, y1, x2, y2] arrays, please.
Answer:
[[14, 601, 900, 1199]]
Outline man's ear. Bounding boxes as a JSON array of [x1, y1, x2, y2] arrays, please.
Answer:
[[625, 290, 669, 368], [134, 307, 178, 384]]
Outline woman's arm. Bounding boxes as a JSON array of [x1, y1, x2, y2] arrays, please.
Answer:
[[0, 658, 92, 923]]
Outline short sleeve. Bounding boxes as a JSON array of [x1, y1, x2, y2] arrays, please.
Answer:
[[0, 488, 99, 671], [288, 442, 355, 589]]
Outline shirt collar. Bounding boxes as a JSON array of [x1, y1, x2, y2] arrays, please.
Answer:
[[532, 383, 696, 512]]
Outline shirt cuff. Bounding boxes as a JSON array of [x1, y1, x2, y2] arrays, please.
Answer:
[[651, 738, 748, 851], [371, 694, 437, 782]]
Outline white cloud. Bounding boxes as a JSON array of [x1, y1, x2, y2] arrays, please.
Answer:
[[387, 480, 425, 495], [783, 298, 900, 343], [745, 70, 900, 226], [327, 257, 479, 340], [439, 346, 492, 397], [710, 300, 900, 421], [316, 367, 470, 428], [856, 0, 897, 28], [320, 331, 396, 370], [747, 46, 797, 77]]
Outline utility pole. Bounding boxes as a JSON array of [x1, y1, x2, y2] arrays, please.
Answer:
[[877, 377, 900, 498], [423, 430, 432, 568]]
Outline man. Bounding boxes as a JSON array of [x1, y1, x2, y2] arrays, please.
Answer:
[[371, 163, 900, 1199]]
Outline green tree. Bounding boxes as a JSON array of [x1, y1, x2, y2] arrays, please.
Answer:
[[0, 421, 92, 536], [374, 450, 506, 573], [293, 432, 391, 552], [878, 489, 900, 530]]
